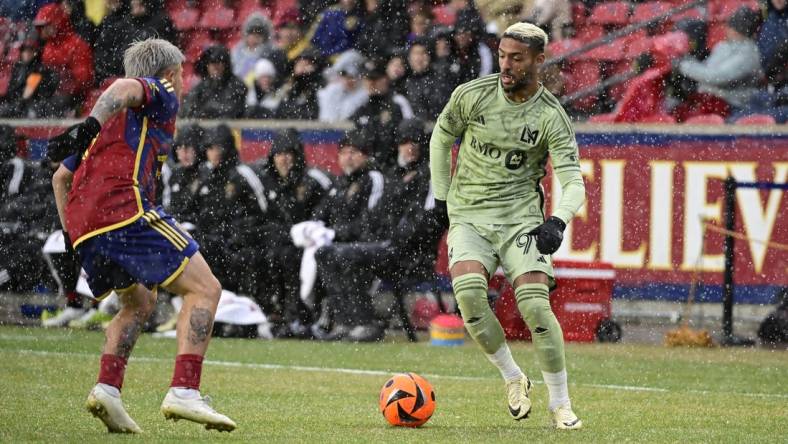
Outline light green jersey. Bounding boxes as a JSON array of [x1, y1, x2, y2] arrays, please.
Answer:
[[430, 74, 586, 225]]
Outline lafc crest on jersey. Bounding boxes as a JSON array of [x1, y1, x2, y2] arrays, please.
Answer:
[[520, 124, 539, 145]]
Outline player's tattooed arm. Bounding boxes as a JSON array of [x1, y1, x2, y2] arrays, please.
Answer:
[[89, 78, 145, 125]]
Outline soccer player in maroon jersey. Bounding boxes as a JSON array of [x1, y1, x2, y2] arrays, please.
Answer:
[[47, 38, 236, 433]]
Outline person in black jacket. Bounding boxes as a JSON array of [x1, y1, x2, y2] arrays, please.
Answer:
[[165, 124, 206, 226], [128, 0, 176, 44], [234, 129, 332, 337], [62, 0, 98, 45], [191, 125, 240, 289], [312, 130, 387, 341], [93, 0, 133, 84], [275, 48, 323, 120], [404, 38, 450, 121], [0, 38, 60, 118], [313, 119, 444, 342], [181, 45, 248, 119], [350, 60, 413, 168]]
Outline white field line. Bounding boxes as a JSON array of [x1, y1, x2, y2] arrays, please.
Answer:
[[5, 347, 788, 400]]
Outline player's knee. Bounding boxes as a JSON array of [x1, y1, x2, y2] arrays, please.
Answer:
[[452, 273, 489, 323], [202, 274, 222, 302]]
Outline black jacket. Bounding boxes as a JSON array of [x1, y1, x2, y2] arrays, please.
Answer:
[[181, 46, 248, 118], [313, 167, 384, 242], [405, 69, 449, 121], [93, 2, 134, 84], [350, 93, 405, 167], [275, 72, 321, 120]]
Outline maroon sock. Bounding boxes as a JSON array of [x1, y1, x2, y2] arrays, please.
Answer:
[[171, 354, 203, 390], [98, 354, 128, 391], [65, 291, 82, 309]]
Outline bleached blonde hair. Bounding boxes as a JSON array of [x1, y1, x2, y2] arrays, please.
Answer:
[[502, 22, 549, 53], [123, 38, 185, 78]]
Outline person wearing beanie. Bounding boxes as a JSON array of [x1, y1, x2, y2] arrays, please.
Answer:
[[231, 13, 289, 88], [677, 6, 764, 119], [245, 58, 284, 118], [318, 50, 368, 122]]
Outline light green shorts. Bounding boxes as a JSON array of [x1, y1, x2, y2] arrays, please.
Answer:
[[447, 221, 555, 287]]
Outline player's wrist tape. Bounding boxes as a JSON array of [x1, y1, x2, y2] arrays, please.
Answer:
[[46, 117, 102, 162]]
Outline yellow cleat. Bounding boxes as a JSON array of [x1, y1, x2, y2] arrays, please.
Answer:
[[505, 374, 533, 420], [552, 403, 583, 430]]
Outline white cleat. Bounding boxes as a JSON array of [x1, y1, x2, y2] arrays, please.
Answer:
[[42, 307, 86, 327], [85, 384, 142, 434], [161, 388, 236, 432], [505, 374, 533, 420], [552, 403, 583, 430]]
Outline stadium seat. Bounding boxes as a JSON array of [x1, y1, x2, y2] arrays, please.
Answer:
[[624, 33, 653, 58], [639, 113, 676, 123], [184, 30, 218, 60], [684, 114, 726, 125], [0, 67, 11, 96], [672, 6, 703, 22], [236, 0, 273, 21], [575, 24, 605, 42], [735, 114, 777, 125], [632, 1, 673, 34], [650, 31, 689, 69], [198, 2, 236, 30], [588, 68, 669, 122], [586, 38, 627, 62], [571, 2, 588, 29], [589, 2, 631, 26], [563, 60, 600, 112], [710, 0, 759, 21], [171, 6, 200, 31]]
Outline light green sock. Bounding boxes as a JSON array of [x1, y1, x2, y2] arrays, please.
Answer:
[[515, 283, 566, 373], [452, 274, 505, 354]]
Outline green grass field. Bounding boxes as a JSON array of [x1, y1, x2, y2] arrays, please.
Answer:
[[1, 325, 786, 443]]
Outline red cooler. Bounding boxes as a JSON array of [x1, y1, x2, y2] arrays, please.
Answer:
[[491, 261, 617, 342]]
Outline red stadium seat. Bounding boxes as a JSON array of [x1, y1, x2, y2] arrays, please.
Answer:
[[236, 0, 273, 21], [199, 2, 236, 30], [632, 1, 673, 34], [706, 21, 727, 50], [591, 68, 669, 122], [586, 38, 628, 62], [639, 113, 676, 123], [0, 67, 11, 96], [672, 6, 704, 22], [562, 60, 600, 112], [171, 6, 200, 31], [575, 24, 605, 43], [651, 31, 689, 69], [684, 114, 726, 125], [624, 33, 653, 58], [571, 2, 588, 29], [589, 2, 631, 26], [735, 114, 777, 125], [710, 0, 759, 21]]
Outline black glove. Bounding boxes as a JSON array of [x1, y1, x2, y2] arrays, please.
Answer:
[[47, 117, 101, 162], [528, 216, 566, 255], [434, 199, 449, 230]]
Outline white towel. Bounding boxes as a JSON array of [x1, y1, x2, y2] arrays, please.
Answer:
[[290, 221, 335, 305]]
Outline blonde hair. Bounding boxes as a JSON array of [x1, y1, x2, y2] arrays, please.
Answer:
[[502, 22, 549, 52], [123, 38, 185, 78]]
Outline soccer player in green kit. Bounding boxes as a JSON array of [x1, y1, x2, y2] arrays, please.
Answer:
[[430, 22, 585, 429]]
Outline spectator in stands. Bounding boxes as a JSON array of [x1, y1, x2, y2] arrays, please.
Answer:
[[350, 59, 413, 168], [738, 0, 788, 123], [318, 50, 368, 122], [386, 50, 408, 95], [244, 58, 283, 119], [524, 0, 571, 41], [93, 0, 133, 84], [355, 0, 409, 59], [407, 8, 433, 44], [450, 8, 494, 86], [192, 125, 239, 290], [258, 130, 333, 337], [312, 130, 386, 341], [429, 25, 461, 91], [32, 3, 94, 116], [128, 0, 176, 44], [273, 7, 305, 61], [61, 0, 98, 45], [165, 124, 205, 226], [674, 7, 763, 121], [0, 130, 59, 293], [309, 0, 363, 57], [276, 49, 323, 120], [474, 0, 524, 36], [181, 45, 248, 118], [231, 13, 288, 89], [0, 37, 59, 118], [405, 38, 450, 120]]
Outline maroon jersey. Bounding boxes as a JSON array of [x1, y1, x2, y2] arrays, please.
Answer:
[[66, 77, 179, 247]]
